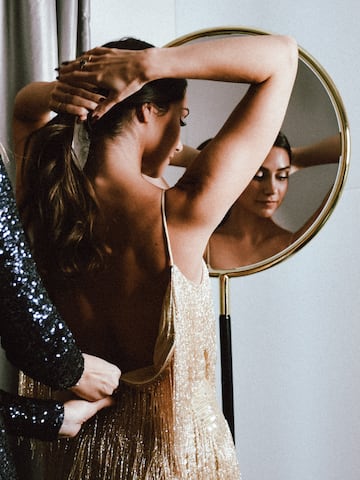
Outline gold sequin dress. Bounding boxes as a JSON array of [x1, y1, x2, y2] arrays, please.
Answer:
[[19, 192, 241, 479]]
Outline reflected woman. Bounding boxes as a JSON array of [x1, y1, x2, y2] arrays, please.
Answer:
[[206, 133, 341, 268]]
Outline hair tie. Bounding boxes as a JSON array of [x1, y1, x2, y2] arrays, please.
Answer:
[[72, 121, 90, 169]]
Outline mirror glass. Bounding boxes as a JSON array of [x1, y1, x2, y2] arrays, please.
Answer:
[[165, 27, 350, 277]]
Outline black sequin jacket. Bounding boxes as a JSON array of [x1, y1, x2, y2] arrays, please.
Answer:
[[0, 157, 84, 479]]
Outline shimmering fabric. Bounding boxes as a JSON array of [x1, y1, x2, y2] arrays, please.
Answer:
[[0, 412, 17, 480], [20, 191, 241, 479], [0, 390, 63, 441], [0, 159, 83, 388], [0, 155, 83, 477]]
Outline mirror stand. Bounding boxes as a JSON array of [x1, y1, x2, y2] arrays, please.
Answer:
[[219, 274, 235, 441]]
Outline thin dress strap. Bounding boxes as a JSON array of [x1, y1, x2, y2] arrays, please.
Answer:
[[161, 190, 174, 267]]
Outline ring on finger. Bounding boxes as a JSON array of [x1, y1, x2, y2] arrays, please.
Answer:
[[79, 55, 92, 70]]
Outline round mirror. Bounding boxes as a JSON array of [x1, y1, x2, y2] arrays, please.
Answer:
[[165, 27, 350, 277]]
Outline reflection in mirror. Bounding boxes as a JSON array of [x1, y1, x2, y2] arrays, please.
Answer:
[[165, 28, 349, 276], [205, 132, 340, 270]]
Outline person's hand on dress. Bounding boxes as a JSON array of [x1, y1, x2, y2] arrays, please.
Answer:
[[59, 396, 115, 437], [69, 353, 121, 401]]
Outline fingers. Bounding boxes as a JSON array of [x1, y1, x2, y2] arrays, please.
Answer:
[[59, 47, 115, 73], [50, 82, 104, 120], [80, 396, 115, 424], [90, 94, 121, 120], [91, 396, 115, 414], [59, 396, 115, 437], [57, 46, 147, 121], [50, 72, 112, 121], [70, 381, 118, 402], [70, 353, 121, 401]]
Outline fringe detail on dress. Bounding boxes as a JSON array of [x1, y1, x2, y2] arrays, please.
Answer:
[[19, 362, 240, 479], [19, 365, 182, 479], [17, 262, 241, 479]]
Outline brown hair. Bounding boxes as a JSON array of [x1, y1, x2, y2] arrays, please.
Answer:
[[20, 38, 187, 276]]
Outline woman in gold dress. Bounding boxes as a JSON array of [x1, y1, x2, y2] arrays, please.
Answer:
[[14, 35, 298, 479]]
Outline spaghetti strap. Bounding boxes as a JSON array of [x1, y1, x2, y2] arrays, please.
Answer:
[[161, 190, 174, 267], [204, 241, 211, 265]]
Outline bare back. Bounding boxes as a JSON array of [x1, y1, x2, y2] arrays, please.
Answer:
[[44, 189, 166, 373], [45, 177, 208, 374]]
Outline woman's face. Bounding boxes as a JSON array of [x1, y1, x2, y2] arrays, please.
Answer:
[[142, 98, 189, 177], [236, 146, 291, 218]]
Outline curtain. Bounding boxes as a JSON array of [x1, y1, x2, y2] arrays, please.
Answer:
[[0, 0, 90, 391]]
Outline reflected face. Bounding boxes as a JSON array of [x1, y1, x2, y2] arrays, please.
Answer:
[[236, 146, 291, 218], [142, 99, 189, 177]]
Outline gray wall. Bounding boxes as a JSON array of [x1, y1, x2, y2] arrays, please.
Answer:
[[90, 2, 359, 479]]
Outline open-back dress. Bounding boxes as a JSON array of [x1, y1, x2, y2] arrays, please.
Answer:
[[19, 191, 241, 479]]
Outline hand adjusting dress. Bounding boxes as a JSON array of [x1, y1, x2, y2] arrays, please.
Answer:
[[20, 191, 241, 479]]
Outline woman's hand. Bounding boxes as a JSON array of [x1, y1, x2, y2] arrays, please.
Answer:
[[58, 47, 151, 119], [69, 353, 121, 401], [13, 79, 105, 167], [59, 396, 114, 437], [50, 80, 105, 121]]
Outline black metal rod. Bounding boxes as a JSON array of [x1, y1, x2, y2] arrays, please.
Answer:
[[219, 275, 235, 441], [219, 313, 235, 440]]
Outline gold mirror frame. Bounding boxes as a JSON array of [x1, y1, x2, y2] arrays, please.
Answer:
[[165, 26, 350, 279]]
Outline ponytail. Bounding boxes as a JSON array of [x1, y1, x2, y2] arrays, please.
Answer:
[[20, 116, 108, 276]]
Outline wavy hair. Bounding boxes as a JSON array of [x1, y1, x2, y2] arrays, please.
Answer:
[[19, 38, 187, 276]]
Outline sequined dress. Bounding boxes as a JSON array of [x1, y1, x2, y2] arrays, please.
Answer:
[[20, 192, 241, 479], [0, 155, 84, 480]]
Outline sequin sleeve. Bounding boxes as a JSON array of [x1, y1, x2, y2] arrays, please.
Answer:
[[0, 389, 63, 440], [0, 158, 84, 389]]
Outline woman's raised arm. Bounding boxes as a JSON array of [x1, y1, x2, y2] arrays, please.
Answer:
[[166, 35, 298, 233], [291, 134, 341, 173], [13, 81, 104, 189], [58, 35, 298, 236]]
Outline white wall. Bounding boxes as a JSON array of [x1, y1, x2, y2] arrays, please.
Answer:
[[91, 1, 360, 479]]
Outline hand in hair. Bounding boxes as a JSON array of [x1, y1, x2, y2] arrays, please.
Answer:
[[59, 46, 152, 120], [51, 80, 106, 122]]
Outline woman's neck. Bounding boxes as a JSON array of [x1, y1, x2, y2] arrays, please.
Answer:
[[218, 203, 275, 241], [86, 133, 143, 183]]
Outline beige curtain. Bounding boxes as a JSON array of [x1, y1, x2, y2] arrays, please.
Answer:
[[0, 0, 90, 391]]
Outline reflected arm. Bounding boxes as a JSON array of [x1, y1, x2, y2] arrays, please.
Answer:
[[170, 145, 199, 168], [291, 134, 341, 173]]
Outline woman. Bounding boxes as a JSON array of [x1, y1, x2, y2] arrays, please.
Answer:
[[14, 35, 298, 479], [0, 147, 120, 480], [206, 132, 341, 268]]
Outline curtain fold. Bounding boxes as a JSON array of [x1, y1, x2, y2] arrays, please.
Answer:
[[0, 0, 90, 180], [0, 0, 90, 390], [77, 0, 91, 56]]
